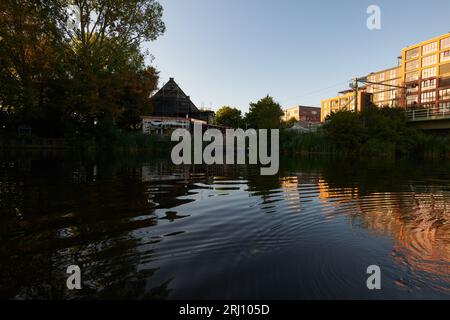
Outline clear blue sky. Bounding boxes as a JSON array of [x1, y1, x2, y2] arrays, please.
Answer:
[[145, 0, 450, 112]]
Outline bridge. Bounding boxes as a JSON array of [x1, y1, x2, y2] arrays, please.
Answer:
[[405, 108, 450, 130]]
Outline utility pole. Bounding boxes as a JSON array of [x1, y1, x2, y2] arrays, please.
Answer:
[[353, 78, 359, 113]]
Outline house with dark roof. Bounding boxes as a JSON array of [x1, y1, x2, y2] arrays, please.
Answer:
[[148, 78, 215, 124]]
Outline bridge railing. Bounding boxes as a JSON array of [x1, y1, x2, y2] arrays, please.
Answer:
[[405, 107, 450, 122]]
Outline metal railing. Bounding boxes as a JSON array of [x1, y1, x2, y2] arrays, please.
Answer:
[[405, 107, 450, 122], [288, 121, 323, 133]]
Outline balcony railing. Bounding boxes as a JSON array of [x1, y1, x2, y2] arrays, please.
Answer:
[[405, 107, 450, 122]]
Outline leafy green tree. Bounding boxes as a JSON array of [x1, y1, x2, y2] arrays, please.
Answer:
[[0, 0, 165, 137], [322, 110, 367, 150], [245, 95, 284, 129], [0, 0, 65, 129], [323, 105, 417, 157], [62, 0, 165, 132], [283, 117, 297, 129], [115, 67, 159, 130], [215, 106, 242, 128]]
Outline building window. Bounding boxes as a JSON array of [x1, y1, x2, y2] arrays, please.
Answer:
[[379, 92, 385, 101], [379, 73, 385, 82], [441, 37, 450, 50], [422, 42, 437, 55], [439, 102, 450, 111], [421, 91, 436, 103], [440, 76, 450, 87], [406, 59, 419, 71], [422, 67, 436, 79], [422, 55, 437, 67], [440, 63, 450, 75], [407, 95, 419, 106], [440, 88, 450, 100], [390, 69, 397, 79], [441, 50, 450, 63], [405, 72, 419, 82], [407, 83, 419, 94], [372, 93, 378, 102], [406, 48, 419, 60], [422, 79, 437, 90], [390, 90, 397, 100]]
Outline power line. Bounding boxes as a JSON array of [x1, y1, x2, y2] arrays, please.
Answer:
[[280, 80, 349, 106]]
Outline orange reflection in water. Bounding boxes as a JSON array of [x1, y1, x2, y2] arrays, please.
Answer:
[[318, 179, 450, 292], [357, 192, 449, 289]]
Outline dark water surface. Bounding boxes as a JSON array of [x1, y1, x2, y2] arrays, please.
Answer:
[[0, 152, 449, 299]]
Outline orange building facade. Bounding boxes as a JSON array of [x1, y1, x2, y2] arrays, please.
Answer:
[[321, 32, 450, 121]]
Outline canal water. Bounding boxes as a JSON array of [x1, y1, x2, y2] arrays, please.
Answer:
[[0, 152, 448, 299]]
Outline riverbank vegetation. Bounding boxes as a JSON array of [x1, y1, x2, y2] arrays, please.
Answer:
[[281, 106, 450, 160], [215, 101, 450, 160], [0, 0, 165, 147]]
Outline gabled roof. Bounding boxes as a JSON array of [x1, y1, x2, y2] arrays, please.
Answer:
[[151, 78, 199, 113]]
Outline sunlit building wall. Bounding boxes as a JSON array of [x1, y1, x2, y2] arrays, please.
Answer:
[[320, 89, 371, 122], [320, 32, 450, 121], [366, 66, 402, 107], [401, 33, 450, 111], [283, 106, 321, 123]]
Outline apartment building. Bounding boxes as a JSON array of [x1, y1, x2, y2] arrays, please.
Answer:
[[366, 66, 402, 107], [283, 106, 321, 123], [320, 89, 371, 122], [402, 33, 450, 112], [321, 67, 402, 121], [320, 32, 450, 121]]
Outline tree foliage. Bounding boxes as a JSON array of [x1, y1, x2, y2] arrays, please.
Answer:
[[215, 106, 242, 128], [0, 0, 165, 138], [283, 117, 297, 129], [322, 105, 417, 157], [245, 95, 284, 129]]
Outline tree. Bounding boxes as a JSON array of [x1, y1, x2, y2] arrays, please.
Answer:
[[215, 106, 242, 128], [0, 0, 66, 129], [0, 0, 165, 137], [115, 67, 159, 130], [63, 0, 165, 50], [62, 0, 166, 131], [245, 95, 284, 129], [322, 110, 367, 150], [322, 105, 417, 156], [283, 117, 297, 129]]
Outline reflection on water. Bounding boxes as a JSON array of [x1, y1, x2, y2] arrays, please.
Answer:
[[0, 152, 448, 299], [354, 190, 449, 292]]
